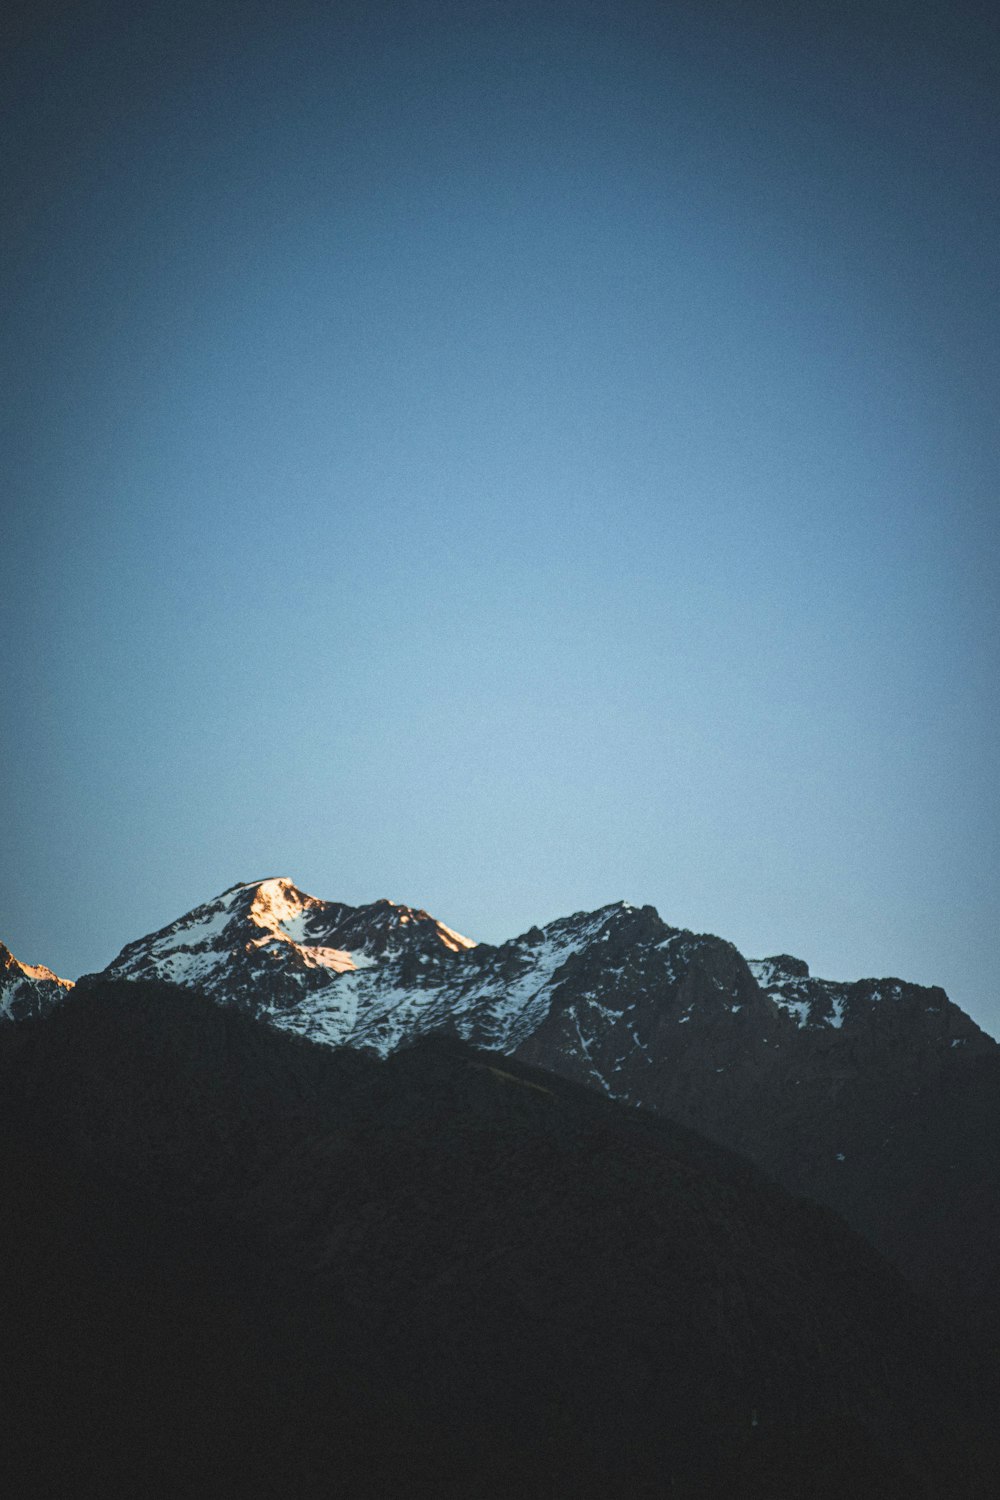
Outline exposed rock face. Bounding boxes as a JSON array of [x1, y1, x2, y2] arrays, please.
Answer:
[[84, 879, 999, 1339], [0, 942, 71, 1023]]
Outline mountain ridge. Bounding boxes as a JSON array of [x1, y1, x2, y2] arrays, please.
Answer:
[[85, 877, 994, 1061]]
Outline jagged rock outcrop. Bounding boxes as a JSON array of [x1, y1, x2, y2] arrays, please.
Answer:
[[0, 942, 71, 1023]]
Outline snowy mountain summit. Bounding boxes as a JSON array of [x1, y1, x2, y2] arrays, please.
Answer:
[[102, 877, 475, 1016], [0, 942, 72, 1023]]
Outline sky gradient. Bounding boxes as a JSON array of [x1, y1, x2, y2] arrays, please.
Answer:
[[3, 2, 998, 1032]]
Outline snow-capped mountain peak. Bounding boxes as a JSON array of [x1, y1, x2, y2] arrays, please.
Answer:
[[98, 877, 477, 1014], [0, 941, 72, 1023]]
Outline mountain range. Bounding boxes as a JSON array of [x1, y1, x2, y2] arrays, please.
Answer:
[[57, 875, 994, 1340], [2, 876, 998, 1495]]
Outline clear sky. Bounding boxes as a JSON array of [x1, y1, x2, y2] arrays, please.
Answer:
[[3, 1, 998, 1033]]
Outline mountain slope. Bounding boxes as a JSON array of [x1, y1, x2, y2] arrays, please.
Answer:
[[1, 976, 996, 1499]]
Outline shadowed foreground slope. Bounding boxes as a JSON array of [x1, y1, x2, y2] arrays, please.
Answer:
[[0, 979, 995, 1499]]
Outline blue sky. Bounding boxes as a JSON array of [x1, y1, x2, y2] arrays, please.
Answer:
[[3, 1, 998, 1032]]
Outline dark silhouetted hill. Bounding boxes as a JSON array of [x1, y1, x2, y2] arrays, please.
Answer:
[[0, 977, 996, 1499]]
